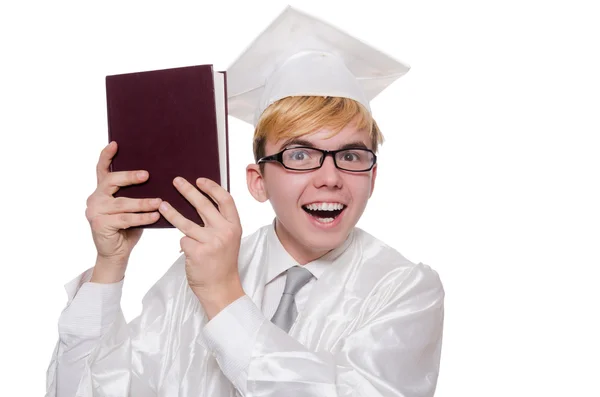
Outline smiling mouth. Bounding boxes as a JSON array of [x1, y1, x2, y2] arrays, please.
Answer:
[[302, 203, 346, 223]]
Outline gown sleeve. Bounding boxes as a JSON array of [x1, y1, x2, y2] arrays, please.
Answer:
[[45, 259, 191, 397], [45, 268, 126, 397]]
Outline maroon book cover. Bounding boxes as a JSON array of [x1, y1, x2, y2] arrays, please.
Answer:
[[106, 65, 228, 228]]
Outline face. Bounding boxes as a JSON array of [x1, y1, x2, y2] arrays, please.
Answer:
[[246, 120, 378, 264]]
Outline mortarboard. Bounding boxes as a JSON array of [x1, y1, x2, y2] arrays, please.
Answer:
[[226, 5, 411, 126]]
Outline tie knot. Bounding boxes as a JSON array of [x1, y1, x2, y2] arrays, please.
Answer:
[[283, 266, 313, 296]]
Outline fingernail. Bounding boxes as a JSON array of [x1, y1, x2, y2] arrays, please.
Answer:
[[137, 171, 148, 179], [174, 177, 184, 186], [159, 202, 169, 211]]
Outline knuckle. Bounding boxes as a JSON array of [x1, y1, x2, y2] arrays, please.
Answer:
[[98, 173, 112, 189], [97, 164, 111, 179], [224, 225, 240, 240], [104, 172, 116, 185], [180, 219, 194, 235], [221, 193, 233, 204], [112, 197, 125, 211], [175, 217, 188, 233], [221, 227, 235, 240], [211, 236, 225, 250], [143, 198, 154, 209], [86, 195, 101, 214], [118, 213, 129, 224], [89, 215, 103, 231], [180, 236, 194, 251]]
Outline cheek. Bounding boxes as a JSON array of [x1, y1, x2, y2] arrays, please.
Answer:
[[265, 173, 308, 211], [348, 177, 374, 208]]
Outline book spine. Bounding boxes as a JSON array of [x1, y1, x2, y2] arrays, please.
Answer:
[[105, 76, 114, 173], [221, 71, 230, 193]]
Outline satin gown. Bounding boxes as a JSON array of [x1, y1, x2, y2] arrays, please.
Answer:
[[46, 224, 444, 397]]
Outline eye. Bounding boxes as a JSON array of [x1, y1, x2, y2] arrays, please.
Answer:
[[341, 151, 361, 161], [284, 148, 314, 162], [292, 151, 308, 160]]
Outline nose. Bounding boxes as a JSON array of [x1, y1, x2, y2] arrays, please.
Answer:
[[313, 154, 343, 188]]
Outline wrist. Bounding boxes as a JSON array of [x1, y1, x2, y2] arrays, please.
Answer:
[[193, 279, 245, 320], [91, 255, 127, 284]]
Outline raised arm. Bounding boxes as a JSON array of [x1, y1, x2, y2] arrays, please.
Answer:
[[46, 141, 162, 397]]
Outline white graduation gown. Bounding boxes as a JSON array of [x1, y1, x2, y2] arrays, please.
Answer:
[[45, 224, 444, 397]]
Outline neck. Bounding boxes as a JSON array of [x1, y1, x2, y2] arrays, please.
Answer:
[[274, 218, 331, 265]]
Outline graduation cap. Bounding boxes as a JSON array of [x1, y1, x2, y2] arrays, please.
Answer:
[[226, 5, 411, 126]]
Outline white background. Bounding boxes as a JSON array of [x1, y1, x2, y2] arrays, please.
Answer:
[[1, 0, 598, 395]]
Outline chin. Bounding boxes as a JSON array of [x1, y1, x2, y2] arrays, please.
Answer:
[[299, 222, 353, 252], [304, 234, 344, 252]]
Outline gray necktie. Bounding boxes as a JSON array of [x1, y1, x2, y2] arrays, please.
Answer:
[[270, 266, 314, 332]]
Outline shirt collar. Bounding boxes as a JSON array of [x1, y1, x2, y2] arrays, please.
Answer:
[[265, 219, 355, 284]]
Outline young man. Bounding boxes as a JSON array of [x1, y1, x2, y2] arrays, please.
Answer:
[[46, 6, 444, 397]]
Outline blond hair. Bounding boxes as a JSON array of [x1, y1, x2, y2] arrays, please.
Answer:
[[253, 96, 383, 162]]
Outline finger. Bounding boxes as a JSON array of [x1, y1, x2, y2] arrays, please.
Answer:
[[100, 170, 150, 196], [179, 236, 199, 254], [196, 178, 241, 225], [103, 197, 162, 215], [172, 177, 223, 227], [93, 212, 160, 230], [159, 201, 209, 242], [96, 141, 118, 184]]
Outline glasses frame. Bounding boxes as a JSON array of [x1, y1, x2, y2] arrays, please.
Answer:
[[257, 146, 377, 172]]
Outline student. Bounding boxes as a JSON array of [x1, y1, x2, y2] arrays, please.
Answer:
[[46, 6, 444, 397]]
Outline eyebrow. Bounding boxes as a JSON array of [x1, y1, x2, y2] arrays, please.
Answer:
[[281, 138, 370, 151]]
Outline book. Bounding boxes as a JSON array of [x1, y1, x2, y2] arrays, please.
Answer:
[[105, 64, 229, 228]]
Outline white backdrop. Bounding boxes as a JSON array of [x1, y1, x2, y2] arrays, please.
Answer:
[[1, 0, 598, 395]]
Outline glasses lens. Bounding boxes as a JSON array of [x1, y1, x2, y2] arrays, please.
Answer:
[[282, 148, 322, 169], [335, 149, 374, 171]]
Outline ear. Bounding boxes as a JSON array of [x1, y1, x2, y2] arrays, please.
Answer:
[[369, 164, 378, 198], [246, 164, 269, 202]]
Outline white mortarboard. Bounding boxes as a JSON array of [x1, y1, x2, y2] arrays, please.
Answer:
[[226, 5, 411, 126]]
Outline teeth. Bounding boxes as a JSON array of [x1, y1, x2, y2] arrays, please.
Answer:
[[304, 202, 345, 211], [316, 217, 335, 223]]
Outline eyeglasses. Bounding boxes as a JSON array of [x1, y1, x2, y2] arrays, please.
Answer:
[[257, 146, 377, 172]]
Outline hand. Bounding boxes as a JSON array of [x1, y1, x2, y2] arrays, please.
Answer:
[[86, 141, 162, 283], [158, 177, 244, 319]]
